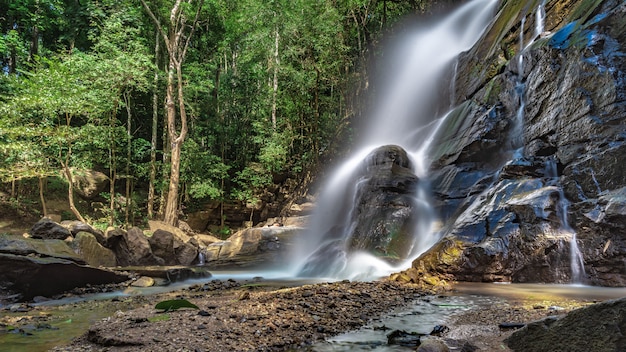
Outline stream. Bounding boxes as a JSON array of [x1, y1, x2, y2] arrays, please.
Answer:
[[1, 271, 624, 352]]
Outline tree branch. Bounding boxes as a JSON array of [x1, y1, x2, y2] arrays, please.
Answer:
[[139, 0, 171, 56]]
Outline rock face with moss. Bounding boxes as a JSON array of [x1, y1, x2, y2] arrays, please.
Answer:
[[398, 0, 626, 286], [348, 145, 419, 261], [505, 297, 626, 352], [299, 145, 420, 276]]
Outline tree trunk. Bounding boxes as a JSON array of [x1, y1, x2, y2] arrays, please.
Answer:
[[62, 164, 85, 223], [10, 178, 16, 199], [30, 25, 39, 64], [140, 0, 202, 226], [148, 30, 160, 220], [39, 176, 47, 217], [271, 28, 279, 130], [109, 109, 117, 226], [124, 91, 132, 226], [162, 59, 180, 226]]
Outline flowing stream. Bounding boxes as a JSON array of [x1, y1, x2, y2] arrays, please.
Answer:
[[291, 0, 498, 280]]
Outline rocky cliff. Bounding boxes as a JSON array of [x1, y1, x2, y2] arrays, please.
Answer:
[[397, 0, 626, 286]]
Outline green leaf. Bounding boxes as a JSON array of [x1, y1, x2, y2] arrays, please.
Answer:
[[154, 299, 199, 311]]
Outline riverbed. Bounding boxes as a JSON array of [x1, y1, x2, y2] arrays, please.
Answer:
[[1, 272, 624, 351]]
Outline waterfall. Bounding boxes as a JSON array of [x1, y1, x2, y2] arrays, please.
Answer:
[[510, 1, 546, 154], [290, 0, 498, 280], [197, 250, 206, 266], [535, 1, 546, 39], [511, 3, 585, 284], [544, 157, 586, 284]]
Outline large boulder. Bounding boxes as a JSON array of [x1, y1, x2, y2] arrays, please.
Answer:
[[205, 226, 299, 268], [61, 220, 106, 245], [505, 297, 626, 352], [0, 253, 129, 301], [147, 229, 176, 265], [0, 235, 128, 302], [0, 236, 85, 264], [71, 168, 110, 200], [148, 220, 192, 242], [29, 218, 72, 240], [348, 145, 419, 261], [175, 237, 198, 266], [72, 232, 117, 267], [147, 221, 199, 265], [106, 227, 162, 266], [298, 145, 421, 277]]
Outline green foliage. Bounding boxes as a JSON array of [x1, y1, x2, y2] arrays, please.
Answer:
[[181, 139, 229, 201], [259, 137, 288, 173], [231, 163, 271, 203], [154, 299, 199, 312], [0, 0, 434, 224]]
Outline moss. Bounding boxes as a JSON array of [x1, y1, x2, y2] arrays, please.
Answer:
[[566, 0, 605, 24], [438, 240, 465, 266], [482, 77, 503, 105]]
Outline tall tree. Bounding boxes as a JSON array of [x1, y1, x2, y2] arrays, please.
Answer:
[[140, 0, 205, 226]]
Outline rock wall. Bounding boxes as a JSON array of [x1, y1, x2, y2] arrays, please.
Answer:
[[399, 0, 626, 286]]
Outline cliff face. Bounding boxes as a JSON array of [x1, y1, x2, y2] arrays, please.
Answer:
[[400, 0, 626, 286]]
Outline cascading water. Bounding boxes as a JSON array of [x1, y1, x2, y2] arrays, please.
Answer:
[[290, 0, 498, 280], [544, 158, 586, 284], [510, 1, 545, 154], [511, 2, 585, 284]]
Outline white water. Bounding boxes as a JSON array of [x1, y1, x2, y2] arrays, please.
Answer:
[[545, 158, 586, 284], [290, 0, 498, 280], [510, 1, 545, 154], [512, 3, 585, 284]]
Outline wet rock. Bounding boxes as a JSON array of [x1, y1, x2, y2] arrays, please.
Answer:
[[387, 329, 422, 347], [505, 297, 626, 352], [130, 276, 155, 288], [417, 338, 450, 352], [299, 145, 421, 276], [430, 325, 450, 336], [348, 145, 419, 261], [29, 218, 72, 240]]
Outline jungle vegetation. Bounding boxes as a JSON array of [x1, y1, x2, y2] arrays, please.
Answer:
[[0, 0, 442, 228]]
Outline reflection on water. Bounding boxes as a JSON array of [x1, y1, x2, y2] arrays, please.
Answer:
[[311, 282, 625, 351], [452, 282, 626, 302], [31, 270, 305, 307], [312, 295, 497, 352]]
